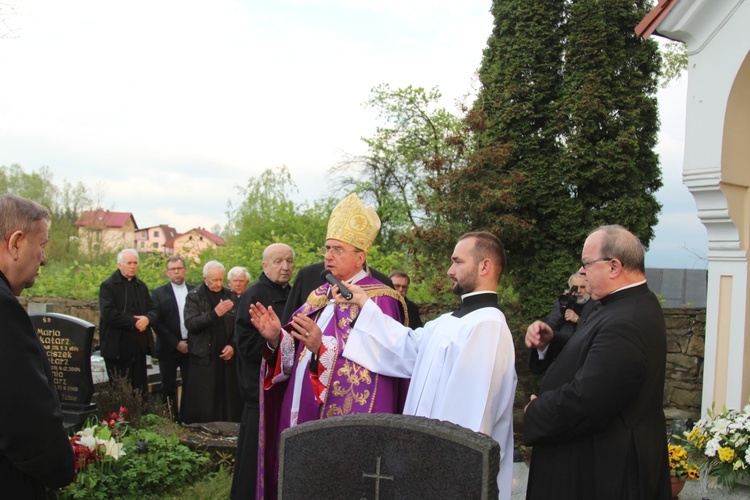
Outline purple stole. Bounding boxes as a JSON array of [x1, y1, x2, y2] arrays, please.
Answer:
[[256, 276, 406, 499]]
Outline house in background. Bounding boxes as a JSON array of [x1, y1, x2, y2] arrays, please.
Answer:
[[136, 224, 178, 254], [165, 227, 225, 260], [75, 210, 137, 255]]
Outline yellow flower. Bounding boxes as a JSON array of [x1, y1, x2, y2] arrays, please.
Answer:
[[718, 447, 735, 463], [686, 426, 707, 450], [686, 466, 700, 480]]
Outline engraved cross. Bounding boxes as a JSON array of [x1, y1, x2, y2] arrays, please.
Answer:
[[362, 456, 394, 500]]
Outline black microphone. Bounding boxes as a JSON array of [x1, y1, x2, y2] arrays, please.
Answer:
[[320, 269, 353, 300]]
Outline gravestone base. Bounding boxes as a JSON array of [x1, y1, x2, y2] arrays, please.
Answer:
[[62, 403, 98, 431]]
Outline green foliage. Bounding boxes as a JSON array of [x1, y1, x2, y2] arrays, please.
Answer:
[[62, 419, 211, 499], [92, 372, 165, 428], [659, 39, 687, 87], [416, 0, 664, 319], [31, 252, 174, 301], [1, 163, 96, 262], [334, 84, 464, 249], [224, 165, 331, 248], [167, 466, 232, 500]]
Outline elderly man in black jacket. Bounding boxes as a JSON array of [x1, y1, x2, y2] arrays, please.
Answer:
[[231, 243, 294, 499], [0, 195, 74, 497], [99, 248, 157, 395], [181, 260, 241, 424]]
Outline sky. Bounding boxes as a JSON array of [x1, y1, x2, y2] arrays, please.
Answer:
[[0, 0, 707, 269]]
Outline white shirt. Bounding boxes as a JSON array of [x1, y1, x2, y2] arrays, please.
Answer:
[[344, 300, 517, 500], [171, 282, 189, 339]]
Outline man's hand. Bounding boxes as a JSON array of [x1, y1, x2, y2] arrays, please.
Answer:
[[134, 316, 150, 332], [249, 303, 282, 348], [214, 299, 234, 317], [564, 309, 579, 324], [332, 282, 368, 308], [288, 313, 323, 355], [219, 344, 234, 361], [525, 320, 554, 350], [524, 394, 537, 413], [176, 340, 188, 355]]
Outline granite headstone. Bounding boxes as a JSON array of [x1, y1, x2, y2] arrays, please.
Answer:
[[30, 312, 97, 427], [278, 414, 500, 499]]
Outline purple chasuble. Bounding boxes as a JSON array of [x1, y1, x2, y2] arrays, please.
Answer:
[[256, 275, 406, 499]]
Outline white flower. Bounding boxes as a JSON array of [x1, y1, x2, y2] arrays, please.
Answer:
[[706, 437, 721, 457], [76, 426, 96, 438], [103, 438, 125, 460], [78, 435, 99, 452], [712, 418, 731, 435]]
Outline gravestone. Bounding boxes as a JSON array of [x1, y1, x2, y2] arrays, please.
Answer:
[[30, 312, 97, 428], [279, 414, 500, 499]]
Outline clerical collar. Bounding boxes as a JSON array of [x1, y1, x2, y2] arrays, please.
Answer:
[[460, 290, 498, 301], [453, 292, 500, 318]]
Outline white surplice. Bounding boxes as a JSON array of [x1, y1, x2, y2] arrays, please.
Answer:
[[344, 299, 517, 500]]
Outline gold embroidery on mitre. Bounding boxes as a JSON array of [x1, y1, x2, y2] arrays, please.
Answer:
[[326, 193, 381, 252]]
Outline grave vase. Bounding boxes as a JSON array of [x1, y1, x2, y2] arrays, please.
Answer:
[[670, 476, 686, 499]]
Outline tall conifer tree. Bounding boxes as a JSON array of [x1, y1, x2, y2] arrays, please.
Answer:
[[445, 0, 662, 317], [472, 0, 568, 317]]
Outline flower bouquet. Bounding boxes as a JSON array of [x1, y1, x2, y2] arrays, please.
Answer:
[[69, 407, 128, 479], [668, 443, 700, 480], [682, 402, 750, 492]]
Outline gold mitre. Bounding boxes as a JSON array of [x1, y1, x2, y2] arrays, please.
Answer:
[[326, 193, 381, 252]]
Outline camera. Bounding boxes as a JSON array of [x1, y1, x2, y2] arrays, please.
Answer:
[[558, 285, 578, 313]]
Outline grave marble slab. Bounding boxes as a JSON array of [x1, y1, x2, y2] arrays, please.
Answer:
[[279, 413, 500, 500]]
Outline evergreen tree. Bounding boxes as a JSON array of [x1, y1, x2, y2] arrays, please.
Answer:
[[419, 0, 662, 318], [473, 0, 568, 317], [559, 0, 662, 245]]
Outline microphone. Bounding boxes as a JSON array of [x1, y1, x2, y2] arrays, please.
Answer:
[[320, 269, 353, 300]]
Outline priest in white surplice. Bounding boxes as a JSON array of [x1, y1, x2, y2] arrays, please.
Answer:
[[340, 231, 517, 500]]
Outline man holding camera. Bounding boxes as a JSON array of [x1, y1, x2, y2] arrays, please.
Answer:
[[529, 272, 595, 374]]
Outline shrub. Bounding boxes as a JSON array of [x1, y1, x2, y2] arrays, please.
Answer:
[[62, 414, 211, 499]]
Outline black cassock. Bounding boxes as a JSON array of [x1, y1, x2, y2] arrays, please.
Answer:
[[181, 284, 241, 424], [524, 283, 672, 500]]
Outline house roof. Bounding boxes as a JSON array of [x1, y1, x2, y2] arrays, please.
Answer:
[[164, 227, 225, 248], [635, 0, 679, 39], [75, 210, 137, 229], [137, 224, 178, 240]]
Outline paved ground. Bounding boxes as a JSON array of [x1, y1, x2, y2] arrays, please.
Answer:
[[510, 462, 750, 499]]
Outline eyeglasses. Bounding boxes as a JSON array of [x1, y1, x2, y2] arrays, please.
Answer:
[[167, 266, 185, 272], [580, 258, 612, 269], [320, 246, 362, 258]]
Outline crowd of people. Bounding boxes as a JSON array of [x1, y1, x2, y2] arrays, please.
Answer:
[[1, 192, 673, 499]]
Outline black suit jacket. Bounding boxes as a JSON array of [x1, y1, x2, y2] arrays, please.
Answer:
[[150, 281, 196, 358], [0, 271, 74, 496], [280, 262, 394, 324], [524, 284, 671, 500], [404, 296, 423, 329], [235, 272, 290, 405]]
